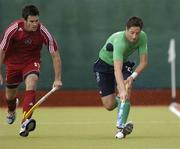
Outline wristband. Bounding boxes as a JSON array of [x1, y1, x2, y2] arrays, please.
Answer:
[[131, 72, 138, 80]]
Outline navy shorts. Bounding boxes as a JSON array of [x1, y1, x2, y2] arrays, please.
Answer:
[[93, 58, 135, 97]]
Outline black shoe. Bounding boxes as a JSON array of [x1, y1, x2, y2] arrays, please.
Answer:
[[122, 121, 133, 137]]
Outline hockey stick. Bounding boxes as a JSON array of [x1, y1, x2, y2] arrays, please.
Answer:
[[23, 87, 58, 120]]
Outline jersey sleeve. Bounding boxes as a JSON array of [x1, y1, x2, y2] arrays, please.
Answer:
[[0, 22, 18, 51], [40, 24, 58, 53], [113, 38, 124, 61], [138, 32, 148, 54]]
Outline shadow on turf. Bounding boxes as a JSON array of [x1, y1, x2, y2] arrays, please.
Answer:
[[8, 134, 179, 140]]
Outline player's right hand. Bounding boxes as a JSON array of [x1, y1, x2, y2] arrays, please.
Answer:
[[119, 89, 128, 101]]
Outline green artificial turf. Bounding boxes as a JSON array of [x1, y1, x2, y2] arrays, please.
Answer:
[[0, 107, 180, 149]]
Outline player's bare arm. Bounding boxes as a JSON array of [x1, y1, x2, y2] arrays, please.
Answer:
[[0, 48, 5, 85], [134, 54, 148, 74], [51, 50, 62, 89], [127, 53, 148, 85], [114, 60, 127, 100]]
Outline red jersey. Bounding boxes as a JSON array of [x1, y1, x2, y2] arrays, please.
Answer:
[[0, 19, 57, 65]]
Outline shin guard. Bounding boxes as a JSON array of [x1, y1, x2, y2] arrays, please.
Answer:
[[116, 98, 131, 128], [22, 90, 36, 121]]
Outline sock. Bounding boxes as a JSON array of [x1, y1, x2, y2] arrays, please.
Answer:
[[116, 97, 131, 128], [22, 90, 36, 121], [115, 96, 121, 108], [6, 98, 17, 112]]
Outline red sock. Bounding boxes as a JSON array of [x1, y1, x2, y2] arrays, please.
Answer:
[[23, 90, 36, 119], [6, 98, 17, 112]]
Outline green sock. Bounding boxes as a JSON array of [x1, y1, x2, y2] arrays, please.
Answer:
[[116, 98, 131, 128], [115, 96, 121, 108]]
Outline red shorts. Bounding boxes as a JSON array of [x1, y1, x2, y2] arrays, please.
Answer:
[[5, 62, 40, 87]]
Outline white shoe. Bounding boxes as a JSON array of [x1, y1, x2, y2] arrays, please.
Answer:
[[115, 130, 124, 139], [115, 121, 133, 139], [19, 119, 36, 137], [6, 98, 19, 124]]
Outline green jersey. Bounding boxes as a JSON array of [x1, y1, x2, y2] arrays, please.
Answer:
[[99, 31, 148, 65]]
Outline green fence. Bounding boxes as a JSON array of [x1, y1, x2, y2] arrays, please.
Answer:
[[0, 0, 180, 89]]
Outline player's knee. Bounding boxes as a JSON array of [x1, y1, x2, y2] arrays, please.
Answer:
[[6, 94, 16, 100], [105, 106, 115, 111], [101, 95, 116, 111], [103, 102, 116, 111]]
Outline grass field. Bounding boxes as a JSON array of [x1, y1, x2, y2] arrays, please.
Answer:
[[0, 106, 180, 149]]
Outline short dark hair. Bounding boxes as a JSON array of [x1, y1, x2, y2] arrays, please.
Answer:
[[22, 5, 39, 20], [126, 16, 143, 30]]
